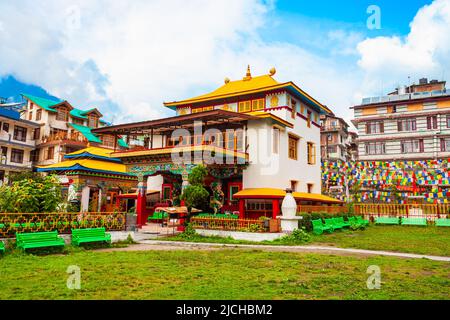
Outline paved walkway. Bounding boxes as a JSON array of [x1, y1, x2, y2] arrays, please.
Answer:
[[104, 239, 450, 262]]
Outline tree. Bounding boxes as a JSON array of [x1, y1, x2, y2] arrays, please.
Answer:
[[0, 174, 62, 213], [180, 165, 209, 223]]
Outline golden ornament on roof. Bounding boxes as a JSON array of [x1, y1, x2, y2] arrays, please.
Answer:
[[269, 67, 276, 76], [224, 77, 230, 84]]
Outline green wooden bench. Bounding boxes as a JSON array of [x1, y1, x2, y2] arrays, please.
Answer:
[[375, 217, 399, 225], [0, 241, 5, 254], [401, 218, 427, 226], [356, 216, 370, 226], [334, 217, 350, 228], [71, 227, 111, 246], [348, 216, 360, 226], [324, 218, 342, 230], [148, 211, 169, 221], [311, 219, 333, 235], [435, 218, 450, 227], [16, 231, 65, 251]]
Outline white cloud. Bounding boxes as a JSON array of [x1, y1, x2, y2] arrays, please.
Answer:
[[0, 0, 361, 124], [357, 0, 450, 95]]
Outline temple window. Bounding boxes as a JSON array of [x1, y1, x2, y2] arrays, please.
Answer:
[[288, 134, 299, 160], [238, 101, 251, 113], [307, 142, 316, 165], [307, 111, 312, 128], [291, 100, 297, 119], [252, 98, 265, 111]]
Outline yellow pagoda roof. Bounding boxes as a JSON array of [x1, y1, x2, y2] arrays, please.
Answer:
[[164, 66, 332, 114], [66, 146, 115, 158], [233, 188, 343, 204], [36, 159, 129, 175]]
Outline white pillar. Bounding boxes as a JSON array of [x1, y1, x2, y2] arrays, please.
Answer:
[[81, 186, 90, 212], [98, 188, 103, 212]]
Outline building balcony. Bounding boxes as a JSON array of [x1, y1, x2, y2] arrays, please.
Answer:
[[321, 125, 347, 132], [0, 134, 36, 148], [40, 132, 88, 146], [114, 143, 249, 164]]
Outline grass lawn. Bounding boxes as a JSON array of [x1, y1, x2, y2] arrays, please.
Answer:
[[0, 249, 449, 299], [309, 225, 450, 257], [167, 225, 450, 257]]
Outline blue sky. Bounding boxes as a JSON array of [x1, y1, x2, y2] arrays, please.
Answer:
[[0, 0, 448, 125], [275, 0, 432, 34]]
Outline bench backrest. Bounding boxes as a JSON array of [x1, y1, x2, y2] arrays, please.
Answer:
[[72, 228, 106, 237], [16, 231, 59, 242], [402, 218, 426, 223], [311, 219, 323, 227]]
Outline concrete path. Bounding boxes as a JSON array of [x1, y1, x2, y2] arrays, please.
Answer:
[[105, 239, 450, 262]]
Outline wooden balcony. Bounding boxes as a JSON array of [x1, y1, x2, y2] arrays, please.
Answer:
[[40, 132, 88, 146]]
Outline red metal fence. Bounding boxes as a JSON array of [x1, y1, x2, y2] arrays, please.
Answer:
[[0, 212, 126, 238]]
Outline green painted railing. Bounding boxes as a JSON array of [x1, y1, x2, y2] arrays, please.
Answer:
[[0, 212, 126, 238]]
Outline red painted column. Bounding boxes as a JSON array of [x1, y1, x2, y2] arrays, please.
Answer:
[[272, 199, 280, 219], [239, 199, 245, 219], [136, 180, 147, 228]]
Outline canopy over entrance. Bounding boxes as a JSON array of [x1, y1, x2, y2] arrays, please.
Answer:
[[233, 188, 343, 204]]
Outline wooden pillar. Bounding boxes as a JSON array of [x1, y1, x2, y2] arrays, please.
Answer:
[[272, 199, 280, 219], [239, 199, 245, 219], [150, 128, 153, 149]]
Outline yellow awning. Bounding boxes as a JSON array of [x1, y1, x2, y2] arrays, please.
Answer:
[[233, 188, 343, 204]]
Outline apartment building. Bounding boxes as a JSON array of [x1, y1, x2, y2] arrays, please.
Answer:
[[0, 106, 40, 185], [21, 94, 128, 166], [320, 114, 358, 161], [352, 78, 450, 161]]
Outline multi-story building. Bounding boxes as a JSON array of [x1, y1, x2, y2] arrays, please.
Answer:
[[0, 106, 40, 185], [20, 94, 128, 166], [352, 78, 450, 161], [320, 114, 357, 161], [92, 66, 342, 225]]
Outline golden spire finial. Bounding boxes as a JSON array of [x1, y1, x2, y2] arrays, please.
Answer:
[[243, 65, 252, 80], [269, 67, 276, 76], [224, 77, 230, 84]]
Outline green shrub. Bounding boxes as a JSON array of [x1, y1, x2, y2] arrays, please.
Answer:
[[275, 227, 311, 244], [178, 223, 197, 239]]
